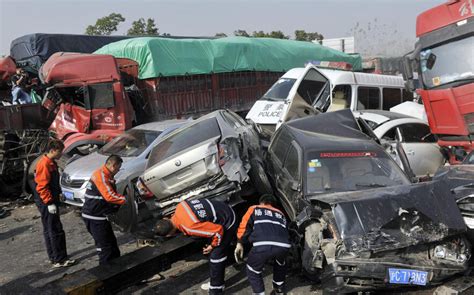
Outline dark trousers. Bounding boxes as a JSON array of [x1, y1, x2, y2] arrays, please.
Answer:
[[36, 203, 67, 263], [246, 245, 288, 294], [208, 223, 238, 295], [83, 218, 120, 265]]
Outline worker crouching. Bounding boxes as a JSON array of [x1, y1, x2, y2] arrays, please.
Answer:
[[235, 194, 290, 295], [155, 199, 237, 294]]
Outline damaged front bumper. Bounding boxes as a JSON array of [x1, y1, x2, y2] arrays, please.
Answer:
[[320, 236, 470, 293]]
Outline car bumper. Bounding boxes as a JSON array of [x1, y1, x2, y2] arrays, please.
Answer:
[[60, 186, 86, 207], [321, 259, 468, 293]]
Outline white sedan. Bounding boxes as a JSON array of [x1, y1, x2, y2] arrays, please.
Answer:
[[354, 110, 445, 178]]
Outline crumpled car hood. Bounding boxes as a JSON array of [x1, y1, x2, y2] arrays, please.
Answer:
[[308, 182, 466, 253]]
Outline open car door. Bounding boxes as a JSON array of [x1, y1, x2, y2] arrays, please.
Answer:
[[278, 65, 331, 129]]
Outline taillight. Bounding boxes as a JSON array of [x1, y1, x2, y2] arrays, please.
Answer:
[[136, 178, 154, 199]]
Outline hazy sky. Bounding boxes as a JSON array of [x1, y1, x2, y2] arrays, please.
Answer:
[[0, 0, 444, 56]]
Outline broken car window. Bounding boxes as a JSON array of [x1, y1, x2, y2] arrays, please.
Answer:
[[399, 123, 436, 143]]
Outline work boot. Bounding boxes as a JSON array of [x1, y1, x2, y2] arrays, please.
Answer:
[[201, 282, 210, 291], [270, 287, 285, 295], [52, 259, 77, 268]]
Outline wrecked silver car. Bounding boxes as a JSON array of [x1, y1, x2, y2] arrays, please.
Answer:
[[119, 110, 271, 234], [266, 110, 470, 293]]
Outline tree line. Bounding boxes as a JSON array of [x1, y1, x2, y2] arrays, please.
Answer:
[[85, 13, 323, 41]]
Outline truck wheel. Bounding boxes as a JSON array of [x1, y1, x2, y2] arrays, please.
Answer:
[[249, 159, 273, 195]]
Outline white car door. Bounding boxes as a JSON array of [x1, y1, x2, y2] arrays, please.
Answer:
[[398, 123, 445, 178], [246, 65, 329, 131]]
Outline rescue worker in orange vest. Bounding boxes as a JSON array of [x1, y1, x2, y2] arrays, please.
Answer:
[[34, 139, 76, 268], [155, 199, 237, 294], [235, 194, 290, 295], [82, 155, 126, 265]]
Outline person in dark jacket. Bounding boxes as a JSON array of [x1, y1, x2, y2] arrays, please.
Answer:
[[34, 139, 75, 268], [235, 194, 290, 295], [10, 68, 32, 104], [155, 199, 237, 294], [82, 154, 126, 265]]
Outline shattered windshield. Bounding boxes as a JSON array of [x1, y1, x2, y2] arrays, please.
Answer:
[[420, 36, 474, 89], [262, 78, 296, 100], [305, 151, 409, 194], [100, 129, 161, 157]]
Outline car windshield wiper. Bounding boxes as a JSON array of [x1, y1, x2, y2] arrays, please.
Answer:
[[355, 183, 387, 188]]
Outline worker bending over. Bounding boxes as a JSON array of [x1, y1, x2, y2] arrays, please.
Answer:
[[235, 194, 290, 295], [155, 199, 237, 294], [82, 155, 126, 265]]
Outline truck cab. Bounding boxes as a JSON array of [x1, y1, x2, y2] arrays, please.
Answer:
[[40, 52, 136, 155], [403, 0, 474, 163]]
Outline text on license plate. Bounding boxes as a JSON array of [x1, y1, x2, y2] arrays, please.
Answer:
[[63, 191, 74, 201], [388, 268, 428, 286]]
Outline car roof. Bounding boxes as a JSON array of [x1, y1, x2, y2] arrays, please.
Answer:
[[131, 119, 189, 132], [281, 66, 404, 87], [282, 109, 385, 153], [355, 110, 414, 121]]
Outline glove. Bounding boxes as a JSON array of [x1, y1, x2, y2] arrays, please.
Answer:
[[234, 242, 244, 264], [47, 204, 58, 214]]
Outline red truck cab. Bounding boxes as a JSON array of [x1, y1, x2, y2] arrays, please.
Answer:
[[404, 0, 474, 163], [41, 52, 136, 155]]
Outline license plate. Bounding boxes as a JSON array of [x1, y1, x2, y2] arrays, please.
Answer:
[[388, 268, 428, 286], [63, 191, 74, 201]]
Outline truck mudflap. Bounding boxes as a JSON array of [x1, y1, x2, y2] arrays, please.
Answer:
[[309, 182, 466, 253]]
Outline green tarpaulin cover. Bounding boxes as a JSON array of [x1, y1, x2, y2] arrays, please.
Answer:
[[95, 37, 362, 79]]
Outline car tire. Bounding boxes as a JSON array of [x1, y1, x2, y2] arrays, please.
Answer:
[[302, 222, 324, 282], [249, 158, 273, 195]]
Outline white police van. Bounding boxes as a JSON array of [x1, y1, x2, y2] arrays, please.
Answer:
[[246, 63, 412, 137]]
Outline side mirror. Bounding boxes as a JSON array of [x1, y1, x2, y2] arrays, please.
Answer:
[[402, 56, 414, 81]]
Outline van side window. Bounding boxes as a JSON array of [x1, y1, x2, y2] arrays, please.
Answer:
[[382, 88, 402, 110], [357, 87, 380, 110], [331, 85, 351, 110]]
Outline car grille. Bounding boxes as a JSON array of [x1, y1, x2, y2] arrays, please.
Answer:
[[61, 173, 86, 189]]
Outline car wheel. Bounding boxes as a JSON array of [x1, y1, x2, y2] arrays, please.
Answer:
[[302, 222, 324, 282], [249, 158, 273, 195]]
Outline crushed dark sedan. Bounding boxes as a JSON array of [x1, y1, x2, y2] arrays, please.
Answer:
[[266, 109, 471, 293]]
